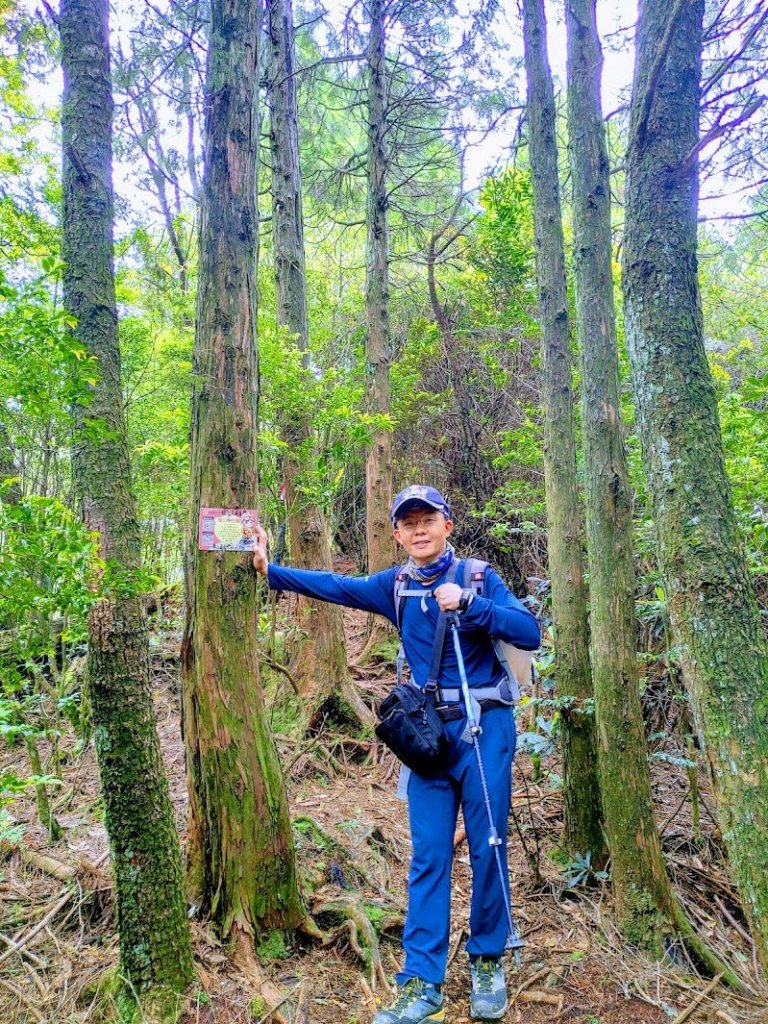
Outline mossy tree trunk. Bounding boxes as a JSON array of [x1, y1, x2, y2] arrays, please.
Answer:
[[364, 0, 395, 577], [182, 0, 303, 939], [565, 0, 720, 961], [266, 0, 370, 731], [623, 0, 768, 971], [521, 0, 603, 863], [60, 0, 194, 999]]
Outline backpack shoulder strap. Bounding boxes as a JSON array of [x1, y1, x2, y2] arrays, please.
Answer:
[[394, 565, 410, 684], [463, 556, 489, 595], [394, 564, 411, 631], [463, 557, 526, 701], [424, 559, 458, 695]]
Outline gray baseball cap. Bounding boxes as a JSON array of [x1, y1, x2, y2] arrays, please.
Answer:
[[390, 485, 451, 526]]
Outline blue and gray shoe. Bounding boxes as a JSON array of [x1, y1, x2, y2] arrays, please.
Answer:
[[373, 978, 445, 1024], [469, 957, 507, 1020]]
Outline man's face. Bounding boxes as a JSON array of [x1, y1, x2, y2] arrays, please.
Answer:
[[393, 505, 453, 566]]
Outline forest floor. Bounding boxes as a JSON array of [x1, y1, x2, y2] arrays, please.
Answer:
[[0, 596, 766, 1024]]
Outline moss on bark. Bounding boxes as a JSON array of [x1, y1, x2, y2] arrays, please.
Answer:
[[522, 0, 603, 862], [623, 0, 768, 971], [565, 0, 703, 957], [183, 0, 304, 937], [60, 0, 193, 998]]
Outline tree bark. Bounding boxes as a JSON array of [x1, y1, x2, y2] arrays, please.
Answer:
[[566, 0, 691, 953], [623, 0, 768, 971], [60, 0, 193, 998], [565, 6, 741, 982], [521, 0, 603, 863], [266, 0, 369, 730], [364, 0, 395, 577], [182, 0, 303, 938]]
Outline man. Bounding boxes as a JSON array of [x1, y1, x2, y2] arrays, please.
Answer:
[[252, 485, 540, 1023]]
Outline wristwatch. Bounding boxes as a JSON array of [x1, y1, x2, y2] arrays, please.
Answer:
[[458, 589, 474, 613]]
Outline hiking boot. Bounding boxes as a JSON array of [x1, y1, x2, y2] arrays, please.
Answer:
[[373, 978, 445, 1024], [469, 957, 507, 1020]]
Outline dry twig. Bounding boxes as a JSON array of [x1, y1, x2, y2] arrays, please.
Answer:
[[671, 973, 723, 1024], [0, 975, 45, 1023]]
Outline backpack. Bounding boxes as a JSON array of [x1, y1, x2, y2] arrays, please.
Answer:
[[393, 557, 534, 699]]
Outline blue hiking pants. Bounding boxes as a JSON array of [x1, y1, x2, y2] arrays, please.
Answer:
[[397, 706, 517, 985]]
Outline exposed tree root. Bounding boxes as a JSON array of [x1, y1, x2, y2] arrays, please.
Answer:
[[307, 691, 374, 736], [339, 680, 376, 730], [292, 814, 369, 891], [515, 989, 563, 1011], [313, 892, 394, 993], [232, 928, 292, 1024], [670, 897, 750, 994], [13, 842, 109, 890], [260, 655, 301, 695], [354, 616, 394, 669], [297, 914, 325, 941]]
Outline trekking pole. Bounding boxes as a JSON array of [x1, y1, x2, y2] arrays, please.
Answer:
[[446, 611, 525, 967]]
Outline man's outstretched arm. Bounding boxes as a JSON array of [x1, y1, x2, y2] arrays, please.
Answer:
[[252, 524, 398, 623]]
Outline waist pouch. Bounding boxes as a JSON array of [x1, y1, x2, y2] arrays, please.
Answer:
[[375, 684, 448, 777]]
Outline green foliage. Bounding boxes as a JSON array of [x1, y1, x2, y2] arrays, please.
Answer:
[[0, 494, 101, 819], [471, 168, 537, 320], [0, 263, 93, 424], [111, 235, 196, 583], [0, 494, 100, 661], [699, 224, 768, 583], [712, 350, 768, 576], [561, 850, 609, 889]]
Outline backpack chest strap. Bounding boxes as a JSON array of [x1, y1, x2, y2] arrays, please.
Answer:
[[394, 559, 458, 689]]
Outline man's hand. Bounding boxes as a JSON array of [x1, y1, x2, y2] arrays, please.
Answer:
[[434, 582, 463, 611], [252, 524, 269, 576]]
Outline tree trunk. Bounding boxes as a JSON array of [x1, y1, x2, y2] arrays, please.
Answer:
[[364, 0, 395, 577], [60, 0, 193, 999], [566, 0, 709, 959], [357, 0, 395, 658], [266, 0, 369, 731], [623, 0, 768, 971], [182, 0, 303, 938], [521, 0, 603, 863], [25, 735, 62, 841], [0, 419, 20, 503]]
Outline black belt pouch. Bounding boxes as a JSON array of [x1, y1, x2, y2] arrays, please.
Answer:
[[375, 684, 448, 776]]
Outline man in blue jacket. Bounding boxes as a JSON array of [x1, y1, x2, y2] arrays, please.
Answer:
[[252, 486, 540, 1023]]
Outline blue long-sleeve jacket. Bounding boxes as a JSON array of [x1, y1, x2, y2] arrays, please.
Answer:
[[267, 560, 540, 691]]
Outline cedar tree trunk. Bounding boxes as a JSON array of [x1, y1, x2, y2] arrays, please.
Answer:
[[566, 0, 712, 959], [623, 0, 768, 970], [267, 0, 370, 730], [522, 0, 603, 862], [364, 0, 395, 576], [182, 0, 303, 938], [60, 0, 193, 998]]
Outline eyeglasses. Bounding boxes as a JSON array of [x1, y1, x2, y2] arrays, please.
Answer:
[[395, 515, 442, 532]]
